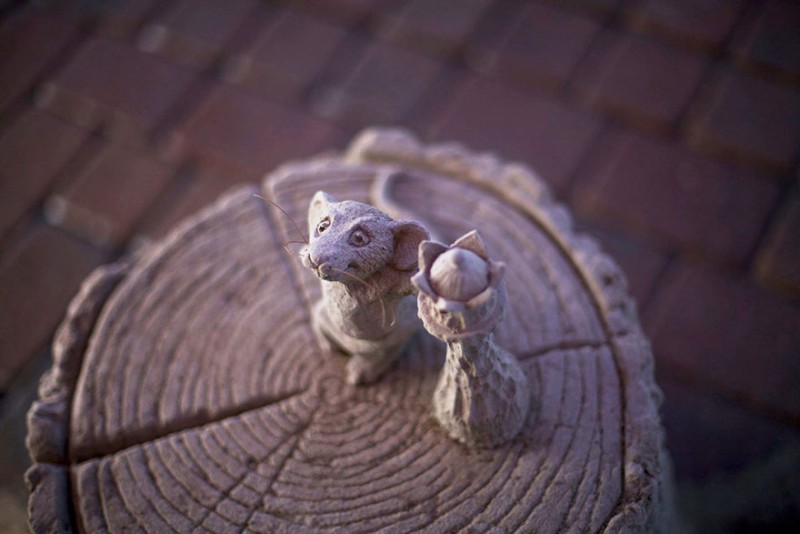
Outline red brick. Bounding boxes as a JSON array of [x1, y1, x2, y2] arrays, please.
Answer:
[[687, 69, 800, 174], [377, 0, 493, 57], [431, 75, 601, 194], [755, 189, 800, 302], [0, 10, 79, 113], [731, 0, 800, 82], [645, 260, 800, 420], [176, 84, 344, 173], [659, 376, 800, 481], [137, 0, 260, 68], [288, 0, 400, 26], [0, 224, 105, 390], [573, 129, 780, 264], [45, 144, 177, 247], [626, 0, 744, 52], [222, 10, 349, 103], [400, 69, 463, 135], [312, 39, 443, 129], [137, 159, 261, 239], [36, 0, 161, 39], [0, 111, 89, 239], [573, 30, 708, 130], [35, 37, 197, 146], [93, 0, 163, 39], [470, 2, 600, 90], [561, 0, 623, 17], [576, 219, 667, 307]]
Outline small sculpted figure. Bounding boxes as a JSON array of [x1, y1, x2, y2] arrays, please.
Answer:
[[301, 191, 429, 385], [413, 230, 530, 448]]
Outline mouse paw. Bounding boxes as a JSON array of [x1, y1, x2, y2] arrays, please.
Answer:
[[345, 354, 397, 385]]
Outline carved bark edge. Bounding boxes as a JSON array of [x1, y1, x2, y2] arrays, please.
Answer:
[[26, 262, 128, 464], [25, 261, 128, 532]]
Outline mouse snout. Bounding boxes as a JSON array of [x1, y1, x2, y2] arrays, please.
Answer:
[[308, 249, 327, 268], [317, 262, 332, 276], [306, 248, 335, 279]]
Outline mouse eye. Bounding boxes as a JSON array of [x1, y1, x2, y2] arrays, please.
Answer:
[[348, 229, 370, 247], [316, 218, 330, 235]]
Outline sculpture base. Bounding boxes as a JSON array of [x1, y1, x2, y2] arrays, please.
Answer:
[[27, 129, 675, 532]]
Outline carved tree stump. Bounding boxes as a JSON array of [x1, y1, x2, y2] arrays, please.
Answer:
[[27, 129, 674, 533]]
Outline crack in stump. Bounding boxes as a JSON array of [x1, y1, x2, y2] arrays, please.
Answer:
[[71, 388, 308, 464]]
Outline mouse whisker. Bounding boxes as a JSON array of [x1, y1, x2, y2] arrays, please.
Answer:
[[253, 193, 309, 245], [281, 245, 304, 261], [283, 240, 307, 254]]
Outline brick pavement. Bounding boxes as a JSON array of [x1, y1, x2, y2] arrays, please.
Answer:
[[1, 0, 799, 530]]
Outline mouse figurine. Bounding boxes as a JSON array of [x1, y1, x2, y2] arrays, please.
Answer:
[[301, 191, 429, 385]]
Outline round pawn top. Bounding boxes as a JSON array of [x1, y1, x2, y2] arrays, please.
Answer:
[[429, 248, 489, 302]]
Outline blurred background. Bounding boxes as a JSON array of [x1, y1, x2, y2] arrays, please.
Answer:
[[0, 0, 798, 531]]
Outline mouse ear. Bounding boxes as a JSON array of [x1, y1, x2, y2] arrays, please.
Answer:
[[308, 191, 337, 233], [391, 221, 430, 271]]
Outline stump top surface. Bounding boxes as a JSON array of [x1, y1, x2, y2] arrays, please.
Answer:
[[27, 129, 667, 533]]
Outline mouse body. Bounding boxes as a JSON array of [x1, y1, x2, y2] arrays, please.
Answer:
[[300, 191, 429, 384]]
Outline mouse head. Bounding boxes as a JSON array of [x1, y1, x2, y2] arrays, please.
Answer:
[[301, 191, 429, 284]]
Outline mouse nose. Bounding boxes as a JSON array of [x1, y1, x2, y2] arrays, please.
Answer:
[[308, 247, 330, 267], [309, 249, 328, 267]]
